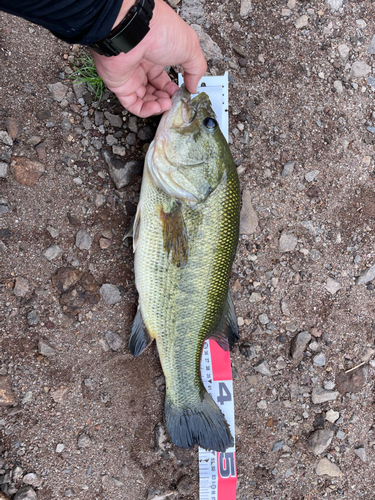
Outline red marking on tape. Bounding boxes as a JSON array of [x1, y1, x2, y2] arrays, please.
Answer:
[[210, 340, 232, 381], [217, 451, 237, 500]]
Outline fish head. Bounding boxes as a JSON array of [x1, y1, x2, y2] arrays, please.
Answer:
[[148, 86, 230, 204]]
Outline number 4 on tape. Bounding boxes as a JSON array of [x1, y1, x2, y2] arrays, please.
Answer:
[[199, 339, 237, 500]]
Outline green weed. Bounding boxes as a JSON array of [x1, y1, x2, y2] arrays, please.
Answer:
[[70, 54, 106, 103]]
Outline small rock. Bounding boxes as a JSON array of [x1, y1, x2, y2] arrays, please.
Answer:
[[38, 340, 56, 357], [338, 43, 349, 59], [101, 150, 143, 189], [104, 111, 122, 128], [176, 475, 192, 495], [361, 347, 375, 362], [56, 444, 65, 453], [279, 232, 297, 253], [13, 486, 38, 500], [35, 110, 51, 121], [295, 15, 308, 29], [100, 284, 123, 305], [27, 310, 40, 326], [313, 353, 326, 367], [290, 331, 312, 360], [5, 117, 22, 139], [258, 313, 269, 325], [180, 0, 204, 22], [240, 190, 258, 234], [254, 360, 272, 376], [333, 80, 343, 93], [50, 387, 69, 403], [305, 170, 319, 182], [336, 430, 346, 440], [326, 0, 343, 11], [112, 145, 125, 156], [0, 376, 17, 406], [335, 367, 365, 394], [257, 400, 267, 409], [281, 8, 291, 16], [22, 391, 33, 404], [105, 330, 123, 351], [308, 430, 334, 455], [350, 61, 371, 79], [23, 474, 42, 488], [27, 136, 41, 146], [75, 229, 92, 250], [368, 35, 375, 55], [316, 458, 341, 477], [249, 292, 262, 302], [77, 433, 91, 448], [281, 160, 295, 177], [46, 226, 59, 239], [325, 277, 341, 295], [99, 238, 111, 249], [356, 264, 375, 285], [354, 447, 366, 462], [280, 298, 290, 316], [43, 244, 62, 261], [138, 126, 154, 141], [191, 25, 223, 63], [47, 82, 68, 102], [272, 441, 283, 452], [0, 162, 8, 178], [0, 131, 13, 146], [326, 409, 339, 423], [240, 0, 252, 17], [323, 380, 335, 390], [237, 317, 244, 327], [11, 157, 45, 186], [311, 387, 339, 404], [13, 277, 30, 297], [106, 134, 118, 146], [126, 132, 137, 145]]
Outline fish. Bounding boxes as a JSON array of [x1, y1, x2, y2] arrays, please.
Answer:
[[129, 86, 240, 452]]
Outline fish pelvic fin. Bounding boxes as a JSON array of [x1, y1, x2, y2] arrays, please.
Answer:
[[165, 391, 233, 452], [208, 291, 239, 351], [129, 307, 152, 356], [160, 202, 188, 267]]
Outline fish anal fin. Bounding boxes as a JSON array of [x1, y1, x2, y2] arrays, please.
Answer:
[[208, 291, 239, 351], [160, 202, 188, 267], [129, 307, 152, 356]]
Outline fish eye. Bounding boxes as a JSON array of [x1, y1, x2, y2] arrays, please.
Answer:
[[203, 117, 218, 131]]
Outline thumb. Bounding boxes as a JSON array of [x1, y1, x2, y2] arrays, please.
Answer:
[[180, 50, 207, 94]]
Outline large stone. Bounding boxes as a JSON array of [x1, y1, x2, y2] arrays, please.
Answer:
[[290, 331, 311, 359], [23, 473, 42, 488], [101, 150, 143, 189], [316, 458, 341, 477], [308, 430, 334, 455], [279, 232, 297, 253], [356, 264, 375, 285], [11, 157, 45, 186], [311, 387, 339, 404], [350, 61, 371, 79], [47, 82, 68, 102], [0, 376, 17, 406], [14, 487, 38, 500], [240, 190, 258, 234], [191, 25, 223, 64]]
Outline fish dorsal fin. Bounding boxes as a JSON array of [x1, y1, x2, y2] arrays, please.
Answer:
[[160, 202, 188, 267], [129, 307, 152, 356], [208, 291, 239, 351], [132, 204, 141, 253]]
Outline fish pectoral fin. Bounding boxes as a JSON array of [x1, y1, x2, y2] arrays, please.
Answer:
[[129, 307, 153, 356], [208, 291, 239, 351], [160, 202, 188, 267]]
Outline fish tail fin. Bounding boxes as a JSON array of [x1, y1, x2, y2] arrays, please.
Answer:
[[165, 391, 233, 452]]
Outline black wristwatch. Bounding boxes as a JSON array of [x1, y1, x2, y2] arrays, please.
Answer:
[[90, 0, 155, 56]]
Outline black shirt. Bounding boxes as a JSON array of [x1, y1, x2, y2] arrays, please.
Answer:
[[0, 0, 123, 45]]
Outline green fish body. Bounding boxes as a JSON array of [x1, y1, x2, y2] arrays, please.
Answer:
[[129, 87, 240, 452]]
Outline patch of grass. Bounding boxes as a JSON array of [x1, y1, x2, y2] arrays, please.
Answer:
[[70, 54, 106, 103]]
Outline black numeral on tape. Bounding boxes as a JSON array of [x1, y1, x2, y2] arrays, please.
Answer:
[[216, 382, 232, 405], [219, 452, 236, 478]]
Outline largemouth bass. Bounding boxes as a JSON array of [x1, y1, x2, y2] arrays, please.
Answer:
[[129, 86, 240, 452]]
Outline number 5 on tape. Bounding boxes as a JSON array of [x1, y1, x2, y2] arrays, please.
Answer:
[[199, 339, 237, 500]]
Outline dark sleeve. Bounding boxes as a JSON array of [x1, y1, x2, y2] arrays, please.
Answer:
[[0, 0, 124, 45]]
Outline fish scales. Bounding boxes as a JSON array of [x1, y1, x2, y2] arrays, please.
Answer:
[[130, 87, 240, 452]]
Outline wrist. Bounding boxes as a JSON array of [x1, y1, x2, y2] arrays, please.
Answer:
[[112, 0, 137, 30]]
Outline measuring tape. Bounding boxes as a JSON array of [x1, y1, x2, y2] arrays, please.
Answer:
[[199, 339, 237, 500]]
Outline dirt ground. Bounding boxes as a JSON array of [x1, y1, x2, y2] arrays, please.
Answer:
[[1, 0, 375, 499]]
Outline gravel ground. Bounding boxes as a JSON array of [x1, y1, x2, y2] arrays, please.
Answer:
[[1, 0, 375, 499]]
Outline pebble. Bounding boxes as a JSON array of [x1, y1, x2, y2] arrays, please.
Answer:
[[27, 136, 41, 146], [23, 474, 42, 488], [0, 376, 17, 406], [325, 277, 341, 295], [326, 409, 339, 423], [180, 0, 205, 22], [355, 264, 375, 285], [280, 298, 290, 316], [0, 131, 13, 146], [77, 433, 91, 448], [281, 8, 291, 16], [338, 44, 349, 59], [138, 126, 154, 141], [237, 317, 244, 327], [60, 117, 71, 131], [47, 82, 68, 102], [191, 25, 223, 63], [101, 150, 143, 189], [295, 15, 308, 29], [354, 447, 366, 462], [311, 387, 339, 404], [56, 444, 65, 453], [5, 117, 22, 139], [38, 340, 56, 357], [100, 284, 123, 305], [105, 330, 123, 351], [326, 0, 343, 11], [13, 277, 30, 297], [35, 143, 46, 160], [276, 357, 286, 369], [0, 162, 8, 178], [11, 157, 45, 186], [305, 170, 319, 182], [335, 367, 365, 394], [279, 232, 297, 253], [126, 132, 137, 145], [106, 135, 118, 146], [249, 292, 262, 302], [257, 400, 267, 409], [254, 360, 273, 376], [75, 229, 92, 250], [287, 0, 296, 7], [272, 441, 283, 452], [290, 331, 311, 360], [50, 387, 69, 403], [112, 145, 125, 156], [316, 458, 341, 477], [240, 190, 258, 234], [323, 380, 335, 390], [128, 116, 138, 133], [99, 238, 111, 249], [0, 199, 9, 216], [333, 80, 344, 93], [27, 310, 40, 326], [104, 111, 122, 128], [13, 486, 38, 500], [350, 61, 371, 79], [176, 475, 192, 495], [308, 430, 334, 455], [313, 353, 326, 367], [46, 226, 59, 239], [43, 244, 62, 261], [368, 35, 375, 55], [336, 430, 346, 440], [95, 111, 104, 126], [240, 0, 252, 17], [281, 160, 295, 177]]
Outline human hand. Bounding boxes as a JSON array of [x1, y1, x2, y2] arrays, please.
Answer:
[[92, 0, 207, 118]]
